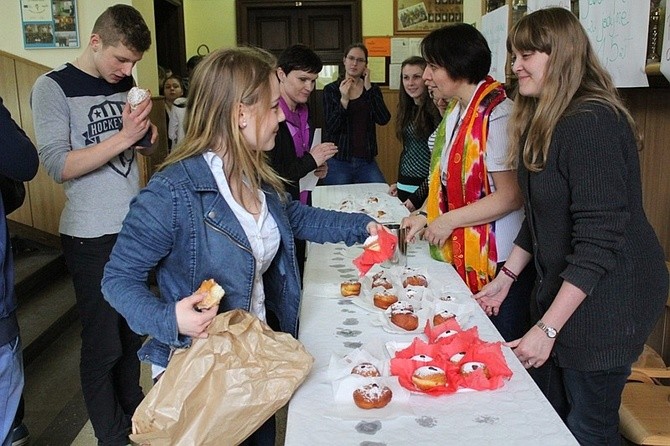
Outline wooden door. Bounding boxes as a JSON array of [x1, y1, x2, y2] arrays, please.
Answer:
[[237, 0, 361, 64]]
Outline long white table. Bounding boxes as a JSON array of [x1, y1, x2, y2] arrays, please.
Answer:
[[285, 184, 577, 445]]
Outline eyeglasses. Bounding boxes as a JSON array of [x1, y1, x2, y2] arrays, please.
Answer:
[[346, 55, 366, 64]]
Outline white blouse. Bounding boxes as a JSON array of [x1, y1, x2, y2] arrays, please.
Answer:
[[203, 151, 281, 321]]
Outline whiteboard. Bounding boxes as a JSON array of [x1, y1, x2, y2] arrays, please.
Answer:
[[579, 0, 650, 87]]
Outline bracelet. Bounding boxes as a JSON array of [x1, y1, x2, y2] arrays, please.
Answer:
[[416, 211, 427, 218], [500, 265, 518, 282]]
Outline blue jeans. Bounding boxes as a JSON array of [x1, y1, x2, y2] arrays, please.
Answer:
[[0, 335, 23, 446], [489, 262, 534, 341], [530, 357, 631, 445], [62, 234, 144, 446], [320, 157, 386, 185]]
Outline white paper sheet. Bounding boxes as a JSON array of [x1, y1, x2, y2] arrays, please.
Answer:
[[579, 0, 650, 88], [299, 128, 321, 193], [481, 5, 510, 84]]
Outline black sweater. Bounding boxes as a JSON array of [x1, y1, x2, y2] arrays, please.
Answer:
[[515, 101, 668, 371]]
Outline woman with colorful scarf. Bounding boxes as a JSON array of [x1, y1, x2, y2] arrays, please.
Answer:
[[402, 24, 534, 342]]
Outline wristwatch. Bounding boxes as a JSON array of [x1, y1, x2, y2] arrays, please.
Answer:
[[536, 320, 558, 338]]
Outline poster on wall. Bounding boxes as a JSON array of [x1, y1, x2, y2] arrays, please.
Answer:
[[21, 0, 79, 49]]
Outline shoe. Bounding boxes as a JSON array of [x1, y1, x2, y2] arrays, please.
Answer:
[[11, 423, 29, 446]]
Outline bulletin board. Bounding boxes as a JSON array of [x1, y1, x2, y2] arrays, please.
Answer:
[[21, 0, 79, 49], [394, 0, 464, 35]]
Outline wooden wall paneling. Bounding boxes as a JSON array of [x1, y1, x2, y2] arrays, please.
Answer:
[[14, 60, 65, 236], [376, 88, 402, 184], [640, 89, 670, 259], [624, 88, 670, 259]]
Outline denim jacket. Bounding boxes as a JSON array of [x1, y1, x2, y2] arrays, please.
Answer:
[[102, 154, 372, 367]]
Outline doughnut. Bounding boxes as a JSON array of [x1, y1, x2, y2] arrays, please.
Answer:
[[410, 354, 433, 362], [433, 310, 456, 326], [363, 235, 381, 252], [412, 366, 447, 391], [372, 277, 393, 290], [449, 351, 466, 364], [194, 279, 225, 310], [351, 362, 381, 377], [460, 361, 490, 378], [373, 291, 398, 309], [390, 310, 419, 331], [340, 280, 361, 297], [353, 383, 392, 409], [127, 86, 150, 110], [389, 301, 414, 313], [436, 329, 459, 341], [403, 274, 428, 288]]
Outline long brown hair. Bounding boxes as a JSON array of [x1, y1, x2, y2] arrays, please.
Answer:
[[160, 47, 284, 195], [507, 7, 640, 171], [395, 56, 441, 141]]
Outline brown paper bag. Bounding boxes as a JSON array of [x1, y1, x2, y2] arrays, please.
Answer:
[[130, 309, 314, 445]]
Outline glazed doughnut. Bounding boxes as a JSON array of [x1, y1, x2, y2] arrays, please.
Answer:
[[194, 279, 225, 310], [403, 274, 428, 288], [460, 361, 490, 378], [353, 383, 393, 409], [351, 362, 381, 377], [373, 291, 398, 310], [340, 280, 361, 297], [412, 366, 447, 391], [433, 310, 456, 326]]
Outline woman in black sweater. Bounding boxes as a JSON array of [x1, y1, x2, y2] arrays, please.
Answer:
[[474, 8, 668, 445]]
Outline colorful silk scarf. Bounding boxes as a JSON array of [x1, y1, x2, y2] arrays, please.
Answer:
[[426, 77, 507, 293]]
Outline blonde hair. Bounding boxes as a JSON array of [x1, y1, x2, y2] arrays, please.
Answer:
[[507, 7, 640, 171], [161, 46, 285, 195]]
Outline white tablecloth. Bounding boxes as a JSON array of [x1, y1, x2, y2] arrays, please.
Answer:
[[285, 184, 577, 446]]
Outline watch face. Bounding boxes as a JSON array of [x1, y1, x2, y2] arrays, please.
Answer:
[[537, 321, 557, 338]]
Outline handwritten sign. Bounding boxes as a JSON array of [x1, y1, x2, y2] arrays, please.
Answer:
[[579, 0, 649, 87], [481, 5, 509, 84], [660, 5, 670, 83], [527, 0, 571, 13]]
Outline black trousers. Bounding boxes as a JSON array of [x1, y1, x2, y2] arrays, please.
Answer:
[[61, 234, 144, 446]]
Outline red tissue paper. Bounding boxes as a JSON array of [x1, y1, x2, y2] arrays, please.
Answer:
[[352, 229, 397, 276]]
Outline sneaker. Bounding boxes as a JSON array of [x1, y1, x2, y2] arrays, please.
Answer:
[[11, 423, 29, 446]]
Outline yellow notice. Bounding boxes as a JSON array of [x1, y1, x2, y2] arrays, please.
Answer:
[[367, 57, 387, 84]]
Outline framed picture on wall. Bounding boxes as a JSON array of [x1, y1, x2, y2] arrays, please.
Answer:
[[21, 0, 79, 49], [394, 0, 463, 35]]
